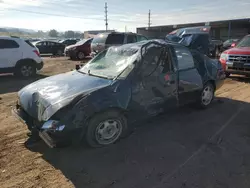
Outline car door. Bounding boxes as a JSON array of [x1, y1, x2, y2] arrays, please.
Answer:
[[130, 45, 178, 119], [0, 39, 21, 68], [172, 45, 203, 105], [47, 42, 55, 54], [35, 41, 47, 54]]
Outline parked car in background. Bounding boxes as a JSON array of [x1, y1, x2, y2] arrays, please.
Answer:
[[64, 38, 93, 60], [166, 26, 222, 58], [90, 32, 148, 56], [220, 34, 250, 77], [59, 39, 77, 46], [33, 40, 65, 55], [0, 36, 43, 77], [28, 38, 40, 43], [221, 38, 240, 51], [12, 35, 225, 148]]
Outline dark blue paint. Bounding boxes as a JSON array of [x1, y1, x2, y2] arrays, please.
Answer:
[[17, 39, 225, 143]]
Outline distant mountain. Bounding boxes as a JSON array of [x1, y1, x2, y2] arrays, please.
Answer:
[[0, 27, 37, 34]]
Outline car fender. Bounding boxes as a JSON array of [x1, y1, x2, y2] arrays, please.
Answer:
[[15, 58, 37, 67], [60, 81, 132, 130]]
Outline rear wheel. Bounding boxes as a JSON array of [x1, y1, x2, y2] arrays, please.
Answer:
[[85, 110, 127, 148], [57, 49, 63, 56], [77, 51, 85, 60], [15, 62, 36, 77], [199, 82, 215, 108]]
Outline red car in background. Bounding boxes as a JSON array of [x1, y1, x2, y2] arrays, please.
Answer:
[[64, 38, 93, 60], [220, 34, 250, 77]]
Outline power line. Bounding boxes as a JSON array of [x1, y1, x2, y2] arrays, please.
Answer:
[[2, 0, 136, 15], [0, 7, 142, 24], [104, 2, 108, 31]]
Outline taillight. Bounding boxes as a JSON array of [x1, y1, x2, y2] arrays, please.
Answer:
[[33, 50, 40, 57]]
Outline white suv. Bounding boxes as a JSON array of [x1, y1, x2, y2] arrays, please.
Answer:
[[0, 36, 43, 77]]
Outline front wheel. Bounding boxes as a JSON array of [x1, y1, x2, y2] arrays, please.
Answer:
[[85, 110, 127, 148], [199, 83, 215, 108], [57, 49, 63, 56]]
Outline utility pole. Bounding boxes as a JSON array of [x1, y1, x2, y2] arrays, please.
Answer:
[[125, 25, 127, 32], [148, 9, 151, 28], [104, 2, 108, 31]]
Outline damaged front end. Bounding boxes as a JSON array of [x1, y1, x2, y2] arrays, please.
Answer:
[[12, 96, 80, 148], [13, 70, 113, 147]]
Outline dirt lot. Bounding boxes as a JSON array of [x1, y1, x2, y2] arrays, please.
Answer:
[[1, 57, 250, 188]]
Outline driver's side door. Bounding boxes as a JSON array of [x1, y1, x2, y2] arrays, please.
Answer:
[[130, 45, 178, 119]]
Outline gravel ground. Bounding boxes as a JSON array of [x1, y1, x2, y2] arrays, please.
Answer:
[[1, 57, 250, 188]]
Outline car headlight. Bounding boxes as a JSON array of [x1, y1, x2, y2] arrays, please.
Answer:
[[41, 120, 65, 131], [220, 53, 228, 60]]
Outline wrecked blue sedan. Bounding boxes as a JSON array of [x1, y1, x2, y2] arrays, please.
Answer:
[[12, 39, 225, 148]]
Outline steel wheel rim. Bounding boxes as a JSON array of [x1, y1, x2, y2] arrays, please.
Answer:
[[201, 85, 213, 106], [95, 119, 123, 145], [78, 52, 85, 59], [21, 65, 33, 77]]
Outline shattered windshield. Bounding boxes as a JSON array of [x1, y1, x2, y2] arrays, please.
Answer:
[[237, 36, 250, 47], [79, 45, 139, 79]]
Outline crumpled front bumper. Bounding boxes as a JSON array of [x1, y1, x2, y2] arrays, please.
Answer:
[[12, 104, 72, 148]]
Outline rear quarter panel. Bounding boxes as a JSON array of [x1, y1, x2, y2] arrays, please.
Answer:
[[20, 41, 42, 64]]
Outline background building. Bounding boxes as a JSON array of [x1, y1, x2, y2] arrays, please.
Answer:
[[84, 30, 115, 38], [137, 18, 250, 41]]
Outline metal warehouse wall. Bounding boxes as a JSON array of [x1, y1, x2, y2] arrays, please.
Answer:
[[137, 18, 250, 41]]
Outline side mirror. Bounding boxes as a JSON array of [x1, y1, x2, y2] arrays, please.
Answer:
[[231, 43, 236, 47]]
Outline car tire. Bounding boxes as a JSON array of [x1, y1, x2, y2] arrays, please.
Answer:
[[77, 51, 85, 60], [225, 72, 231, 77], [15, 62, 36, 77], [199, 82, 215, 108], [57, 49, 63, 56], [85, 110, 128, 148]]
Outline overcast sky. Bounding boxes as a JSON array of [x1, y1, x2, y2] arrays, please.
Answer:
[[0, 0, 249, 32]]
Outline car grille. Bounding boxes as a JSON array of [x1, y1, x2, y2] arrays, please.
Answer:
[[228, 55, 250, 64], [228, 55, 250, 71]]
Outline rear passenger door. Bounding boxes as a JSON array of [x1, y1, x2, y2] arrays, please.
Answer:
[[0, 39, 21, 68], [173, 45, 203, 104], [47, 42, 56, 54]]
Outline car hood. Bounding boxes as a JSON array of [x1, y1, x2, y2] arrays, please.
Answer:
[[224, 47, 250, 55], [66, 44, 80, 49], [18, 71, 113, 121]]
